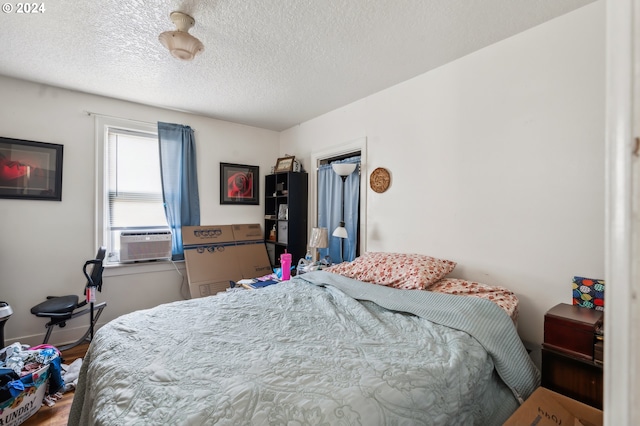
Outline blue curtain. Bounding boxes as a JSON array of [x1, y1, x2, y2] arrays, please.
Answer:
[[317, 156, 360, 263], [158, 122, 200, 260]]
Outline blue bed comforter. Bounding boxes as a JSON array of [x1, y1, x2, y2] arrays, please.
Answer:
[[69, 271, 539, 425]]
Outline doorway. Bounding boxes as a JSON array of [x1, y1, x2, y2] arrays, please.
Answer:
[[318, 154, 361, 262], [309, 137, 368, 263]]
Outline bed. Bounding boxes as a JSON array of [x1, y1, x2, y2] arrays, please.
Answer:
[[68, 253, 540, 425]]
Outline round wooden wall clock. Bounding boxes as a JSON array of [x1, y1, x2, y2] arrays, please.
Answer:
[[369, 167, 390, 193]]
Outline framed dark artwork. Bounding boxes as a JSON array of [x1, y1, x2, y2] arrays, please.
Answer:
[[0, 137, 63, 201], [274, 156, 295, 173], [220, 162, 259, 205]]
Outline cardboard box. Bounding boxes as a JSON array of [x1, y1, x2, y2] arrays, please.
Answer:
[[503, 387, 602, 426], [182, 225, 236, 298], [182, 224, 272, 298], [232, 223, 263, 241], [0, 364, 49, 426], [232, 224, 273, 278]]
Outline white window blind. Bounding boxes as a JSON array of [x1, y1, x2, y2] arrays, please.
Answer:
[[101, 126, 168, 262], [107, 128, 167, 229]]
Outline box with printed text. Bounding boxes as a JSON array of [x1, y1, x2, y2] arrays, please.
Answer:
[[182, 224, 271, 298], [503, 387, 602, 426]]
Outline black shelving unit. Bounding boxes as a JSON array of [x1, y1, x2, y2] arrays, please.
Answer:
[[264, 172, 308, 268]]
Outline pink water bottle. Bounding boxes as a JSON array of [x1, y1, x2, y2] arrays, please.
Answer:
[[280, 251, 292, 281]]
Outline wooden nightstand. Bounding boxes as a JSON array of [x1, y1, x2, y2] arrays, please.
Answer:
[[541, 303, 604, 409]]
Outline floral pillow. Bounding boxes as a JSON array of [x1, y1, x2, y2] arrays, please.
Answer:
[[325, 252, 456, 290], [428, 278, 519, 324]]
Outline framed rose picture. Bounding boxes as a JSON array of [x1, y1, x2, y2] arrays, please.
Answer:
[[220, 162, 259, 205], [0, 136, 64, 201]]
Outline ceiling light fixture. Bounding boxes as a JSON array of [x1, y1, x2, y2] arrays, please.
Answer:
[[159, 11, 204, 61]]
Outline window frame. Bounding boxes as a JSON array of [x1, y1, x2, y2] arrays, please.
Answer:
[[94, 116, 169, 266]]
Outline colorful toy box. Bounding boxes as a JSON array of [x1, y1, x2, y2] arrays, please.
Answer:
[[572, 276, 605, 311]]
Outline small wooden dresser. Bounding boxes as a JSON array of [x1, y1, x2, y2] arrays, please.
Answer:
[[541, 303, 604, 409]]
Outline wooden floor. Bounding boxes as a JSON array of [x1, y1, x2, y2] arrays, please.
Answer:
[[21, 343, 89, 426]]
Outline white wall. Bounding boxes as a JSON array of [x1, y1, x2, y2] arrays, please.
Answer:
[[0, 77, 279, 346], [280, 1, 605, 344]]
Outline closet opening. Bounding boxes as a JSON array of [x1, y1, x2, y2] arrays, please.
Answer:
[[316, 151, 361, 263]]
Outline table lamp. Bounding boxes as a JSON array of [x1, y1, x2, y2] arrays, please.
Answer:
[[308, 227, 329, 262]]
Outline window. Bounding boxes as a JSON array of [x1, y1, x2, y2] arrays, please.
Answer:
[[96, 117, 168, 264]]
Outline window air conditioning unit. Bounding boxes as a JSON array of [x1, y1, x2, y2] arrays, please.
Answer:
[[120, 230, 172, 262]]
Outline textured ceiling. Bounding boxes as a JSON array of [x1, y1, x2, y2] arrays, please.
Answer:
[[0, 0, 595, 131]]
